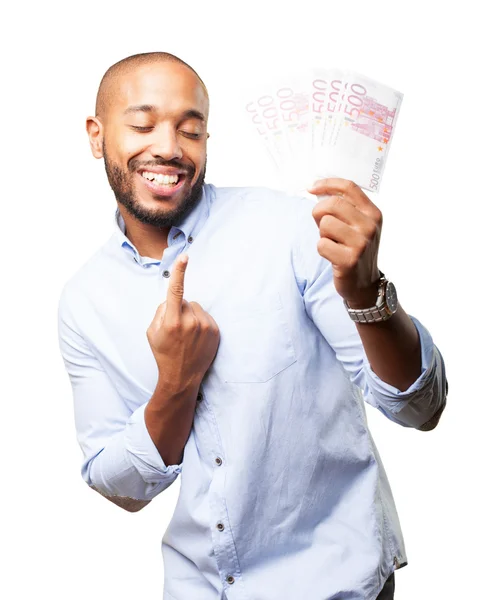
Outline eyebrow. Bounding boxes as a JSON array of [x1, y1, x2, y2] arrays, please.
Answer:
[[123, 105, 206, 122]]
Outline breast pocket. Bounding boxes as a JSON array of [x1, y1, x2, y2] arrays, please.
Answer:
[[212, 293, 297, 383]]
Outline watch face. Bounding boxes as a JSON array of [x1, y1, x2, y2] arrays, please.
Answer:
[[385, 281, 398, 313]]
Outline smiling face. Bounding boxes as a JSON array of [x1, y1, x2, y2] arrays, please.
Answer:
[[87, 61, 209, 228]]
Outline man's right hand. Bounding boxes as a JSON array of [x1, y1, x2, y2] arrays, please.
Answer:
[[147, 253, 220, 392]]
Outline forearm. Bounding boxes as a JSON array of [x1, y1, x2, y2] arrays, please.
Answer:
[[86, 382, 196, 503], [351, 300, 422, 392], [145, 379, 200, 467]]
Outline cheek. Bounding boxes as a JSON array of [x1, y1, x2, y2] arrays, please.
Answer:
[[192, 146, 207, 170], [113, 132, 148, 165], [123, 138, 146, 160]]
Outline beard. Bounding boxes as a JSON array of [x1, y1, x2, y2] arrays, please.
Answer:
[[102, 141, 207, 228]]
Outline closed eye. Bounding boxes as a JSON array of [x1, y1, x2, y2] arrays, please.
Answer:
[[180, 131, 202, 139], [130, 126, 203, 139]]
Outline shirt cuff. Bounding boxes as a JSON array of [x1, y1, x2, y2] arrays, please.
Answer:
[[124, 402, 183, 484], [363, 315, 435, 415]]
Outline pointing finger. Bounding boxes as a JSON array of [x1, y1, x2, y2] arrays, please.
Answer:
[[166, 253, 189, 316]]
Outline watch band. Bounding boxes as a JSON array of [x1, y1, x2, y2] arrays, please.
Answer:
[[344, 272, 395, 323], [345, 299, 392, 323]]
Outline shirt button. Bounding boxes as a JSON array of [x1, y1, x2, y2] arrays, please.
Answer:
[[163, 270, 170, 278], [215, 457, 223, 466], [217, 522, 225, 532], [197, 392, 203, 403], [188, 235, 193, 243], [226, 575, 235, 585]]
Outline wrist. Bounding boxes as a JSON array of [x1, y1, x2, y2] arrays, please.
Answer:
[[344, 271, 398, 324], [344, 284, 380, 309], [343, 270, 383, 309], [154, 375, 201, 402]]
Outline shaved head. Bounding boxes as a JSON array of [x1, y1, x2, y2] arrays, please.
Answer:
[[86, 51, 210, 237], [95, 52, 209, 119]]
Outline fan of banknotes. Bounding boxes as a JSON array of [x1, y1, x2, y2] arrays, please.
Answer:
[[241, 68, 403, 195]]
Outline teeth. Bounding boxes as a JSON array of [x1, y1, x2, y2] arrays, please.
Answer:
[[141, 171, 179, 185]]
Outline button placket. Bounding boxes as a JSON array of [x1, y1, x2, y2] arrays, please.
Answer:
[[201, 403, 245, 597]]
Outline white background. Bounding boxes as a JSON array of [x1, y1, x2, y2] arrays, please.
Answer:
[[2, 1, 477, 598]]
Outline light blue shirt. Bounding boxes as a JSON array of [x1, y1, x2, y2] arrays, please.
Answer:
[[57, 183, 446, 600]]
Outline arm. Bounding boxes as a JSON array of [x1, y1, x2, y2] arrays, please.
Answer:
[[58, 255, 219, 511], [299, 260, 447, 430], [144, 252, 220, 465], [90, 374, 200, 512], [349, 301, 447, 430], [309, 178, 428, 392], [144, 380, 199, 467], [57, 288, 184, 512], [347, 296, 421, 392], [293, 180, 447, 429]]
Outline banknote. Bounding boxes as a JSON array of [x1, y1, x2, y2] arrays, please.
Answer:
[[241, 76, 309, 192], [243, 94, 283, 172], [312, 69, 403, 193], [241, 68, 403, 195], [271, 70, 312, 187]]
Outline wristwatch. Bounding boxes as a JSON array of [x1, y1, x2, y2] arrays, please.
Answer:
[[344, 271, 398, 323]]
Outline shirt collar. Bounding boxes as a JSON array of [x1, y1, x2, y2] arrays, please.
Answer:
[[113, 183, 214, 259]]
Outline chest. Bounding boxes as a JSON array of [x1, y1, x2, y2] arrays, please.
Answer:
[[86, 209, 303, 406]]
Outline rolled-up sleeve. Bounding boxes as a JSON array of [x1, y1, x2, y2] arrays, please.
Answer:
[[57, 286, 182, 501], [292, 194, 447, 431], [361, 316, 447, 429]]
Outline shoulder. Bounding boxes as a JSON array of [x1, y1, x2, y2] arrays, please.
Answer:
[[207, 183, 317, 221], [57, 238, 114, 317]]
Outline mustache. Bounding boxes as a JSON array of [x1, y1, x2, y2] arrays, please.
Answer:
[[129, 158, 194, 176]]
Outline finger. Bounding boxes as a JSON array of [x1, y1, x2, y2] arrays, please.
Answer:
[[189, 301, 220, 331], [319, 214, 364, 247], [153, 300, 183, 327], [189, 301, 212, 323], [166, 253, 189, 317], [312, 195, 371, 230], [308, 177, 360, 196], [188, 300, 203, 315], [308, 178, 376, 217], [317, 237, 356, 270]]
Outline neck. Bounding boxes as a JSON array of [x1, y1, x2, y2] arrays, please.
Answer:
[[119, 206, 170, 260]]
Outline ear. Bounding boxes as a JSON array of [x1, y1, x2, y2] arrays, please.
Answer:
[[86, 116, 104, 159]]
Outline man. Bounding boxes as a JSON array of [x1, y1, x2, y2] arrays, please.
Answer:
[[57, 51, 447, 600]]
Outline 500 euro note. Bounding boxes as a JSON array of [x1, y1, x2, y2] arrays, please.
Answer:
[[312, 69, 403, 193], [240, 74, 311, 192], [270, 71, 312, 189], [241, 68, 403, 195]]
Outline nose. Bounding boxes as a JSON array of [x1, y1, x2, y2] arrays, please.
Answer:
[[148, 124, 183, 162]]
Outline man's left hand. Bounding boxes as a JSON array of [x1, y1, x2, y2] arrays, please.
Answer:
[[307, 178, 383, 308]]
